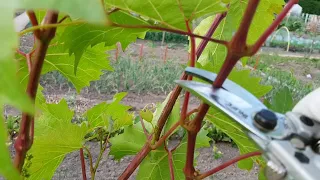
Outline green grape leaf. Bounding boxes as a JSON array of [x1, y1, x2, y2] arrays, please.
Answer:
[[136, 129, 210, 180], [113, 113, 134, 132], [163, 99, 180, 134], [0, 106, 20, 180], [0, 1, 17, 60], [109, 123, 146, 159], [61, 11, 148, 72], [194, 0, 284, 65], [152, 94, 172, 125], [206, 109, 258, 170], [110, 122, 210, 179], [35, 10, 68, 26], [0, 57, 33, 114], [140, 109, 154, 123], [105, 92, 132, 131], [84, 92, 133, 132], [25, 99, 88, 179], [16, 0, 107, 24], [17, 43, 113, 92], [35, 10, 46, 23], [105, 0, 227, 30], [143, 92, 180, 132], [258, 167, 267, 180], [267, 86, 293, 114], [226, 0, 284, 45], [85, 102, 109, 130]]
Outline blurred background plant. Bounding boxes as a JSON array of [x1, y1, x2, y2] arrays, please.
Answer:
[[5, 115, 21, 140]]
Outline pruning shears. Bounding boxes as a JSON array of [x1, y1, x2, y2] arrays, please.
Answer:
[[176, 67, 320, 180]]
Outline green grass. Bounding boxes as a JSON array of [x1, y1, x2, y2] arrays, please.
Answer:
[[248, 55, 317, 102], [257, 69, 313, 103], [41, 58, 184, 94], [90, 58, 183, 94], [248, 54, 320, 68], [41, 55, 318, 101]]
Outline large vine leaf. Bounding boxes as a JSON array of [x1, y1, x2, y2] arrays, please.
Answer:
[[194, 0, 284, 65], [16, 0, 107, 24], [25, 99, 88, 180], [84, 92, 133, 132], [105, 0, 227, 30], [17, 43, 113, 92], [0, 107, 20, 180], [0, 58, 33, 114], [61, 11, 148, 72]]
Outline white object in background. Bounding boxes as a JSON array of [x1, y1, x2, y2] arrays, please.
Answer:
[[293, 88, 320, 123], [289, 4, 303, 16], [14, 12, 30, 32], [306, 74, 312, 79]]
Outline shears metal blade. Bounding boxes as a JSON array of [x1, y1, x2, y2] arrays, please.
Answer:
[[176, 68, 288, 141]]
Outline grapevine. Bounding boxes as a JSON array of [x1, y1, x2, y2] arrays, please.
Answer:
[[0, 0, 298, 179]]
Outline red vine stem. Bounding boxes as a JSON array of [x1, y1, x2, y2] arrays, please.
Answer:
[[180, 92, 190, 122], [16, 49, 26, 57], [58, 15, 70, 23], [154, 73, 188, 141], [14, 11, 59, 172], [184, 104, 210, 179], [182, 12, 228, 179], [214, 0, 261, 88], [196, 12, 227, 57], [152, 108, 198, 150], [164, 144, 175, 180], [230, 0, 261, 48], [180, 20, 196, 123], [119, 76, 186, 179], [151, 121, 180, 150], [83, 146, 94, 176], [212, 53, 240, 88], [107, 8, 120, 15], [26, 10, 40, 38], [16, 49, 34, 73], [119, 143, 151, 179], [79, 148, 87, 180], [26, 53, 32, 73], [197, 151, 262, 179], [111, 23, 228, 46]]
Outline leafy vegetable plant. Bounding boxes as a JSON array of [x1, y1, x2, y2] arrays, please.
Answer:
[[0, 0, 299, 179]]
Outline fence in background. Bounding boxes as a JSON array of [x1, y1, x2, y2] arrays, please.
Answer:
[[302, 13, 320, 32]]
